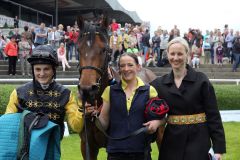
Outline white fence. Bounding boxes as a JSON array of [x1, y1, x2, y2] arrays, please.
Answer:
[[0, 14, 38, 28]]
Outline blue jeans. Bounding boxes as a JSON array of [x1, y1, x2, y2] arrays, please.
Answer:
[[232, 53, 240, 71], [68, 44, 74, 60], [153, 47, 160, 61], [210, 47, 214, 64], [143, 46, 149, 63], [74, 43, 79, 61]]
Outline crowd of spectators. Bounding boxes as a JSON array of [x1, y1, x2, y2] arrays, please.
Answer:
[[0, 17, 240, 76]]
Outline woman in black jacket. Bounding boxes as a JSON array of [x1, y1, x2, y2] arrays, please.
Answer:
[[150, 37, 226, 160]]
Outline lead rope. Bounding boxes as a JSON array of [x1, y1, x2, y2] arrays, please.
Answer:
[[82, 99, 90, 160]]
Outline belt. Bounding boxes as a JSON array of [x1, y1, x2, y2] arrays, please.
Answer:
[[167, 113, 206, 125]]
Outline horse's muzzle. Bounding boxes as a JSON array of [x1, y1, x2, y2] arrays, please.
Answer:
[[78, 84, 99, 106]]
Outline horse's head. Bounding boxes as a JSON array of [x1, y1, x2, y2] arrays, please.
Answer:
[[77, 16, 110, 105]]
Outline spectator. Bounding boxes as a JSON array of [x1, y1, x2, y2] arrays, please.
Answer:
[[21, 26, 33, 47], [57, 42, 71, 71], [30, 26, 36, 46], [18, 36, 31, 76], [171, 25, 180, 37], [128, 30, 138, 49], [65, 27, 74, 61], [121, 28, 129, 52], [13, 16, 19, 28], [152, 31, 161, 62], [57, 24, 65, 44], [232, 36, 240, 72], [13, 28, 21, 44], [225, 29, 234, 64], [109, 31, 122, 62], [0, 33, 6, 60], [110, 18, 119, 32], [142, 29, 150, 63], [216, 41, 224, 66], [48, 26, 61, 49], [72, 28, 79, 61], [160, 30, 169, 64], [34, 23, 47, 46], [203, 38, 211, 64], [4, 35, 18, 75], [191, 45, 200, 68]]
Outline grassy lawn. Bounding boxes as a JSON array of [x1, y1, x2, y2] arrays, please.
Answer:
[[61, 122, 240, 160]]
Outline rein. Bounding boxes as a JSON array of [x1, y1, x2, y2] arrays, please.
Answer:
[[78, 28, 110, 160], [94, 115, 148, 140]]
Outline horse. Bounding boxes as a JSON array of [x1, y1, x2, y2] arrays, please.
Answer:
[[77, 16, 164, 160]]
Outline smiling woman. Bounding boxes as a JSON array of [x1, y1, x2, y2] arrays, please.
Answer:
[[150, 37, 226, 160]]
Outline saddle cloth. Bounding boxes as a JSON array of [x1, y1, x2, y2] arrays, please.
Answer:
[[0, 111, 61, 160]]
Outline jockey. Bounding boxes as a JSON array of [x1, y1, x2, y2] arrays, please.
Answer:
[[5, 44, 84, 138]]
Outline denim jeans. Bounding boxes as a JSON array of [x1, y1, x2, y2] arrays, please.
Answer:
[[74, 43, 79, 61], [68, 44, 74, 60], [153, 47, 160, 61], [143, 46, 149, 63], [210, 47, 214, 64], [232, 53, 240, 71]]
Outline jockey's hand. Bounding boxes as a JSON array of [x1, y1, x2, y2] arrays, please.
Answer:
[[214, 153, 222, 160], [143, 120, 161, 134]]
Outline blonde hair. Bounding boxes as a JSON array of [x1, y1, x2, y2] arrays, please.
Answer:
[[58, 24, 64, 29], [167, 37, 190, 54]]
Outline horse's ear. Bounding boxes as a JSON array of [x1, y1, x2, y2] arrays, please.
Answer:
[[77, 16, 84, 31]]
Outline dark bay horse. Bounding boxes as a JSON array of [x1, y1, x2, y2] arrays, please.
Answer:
[[77, 16, 164, 160]]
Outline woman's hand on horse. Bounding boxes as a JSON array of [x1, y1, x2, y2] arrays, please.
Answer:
[[84, 103, 96, 115], [143, 120, 162, 134]]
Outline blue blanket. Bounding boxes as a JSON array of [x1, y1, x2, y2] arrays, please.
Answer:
[[0, 111, 61, 160]]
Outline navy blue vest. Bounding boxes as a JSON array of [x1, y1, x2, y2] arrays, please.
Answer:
[[16, 81, 70, 138], [107, 82, 150, 153]]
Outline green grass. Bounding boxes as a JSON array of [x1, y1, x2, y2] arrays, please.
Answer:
[[61, 122, 240, 160], [214, 85, 240, 110], [1, 84, 240, 114]]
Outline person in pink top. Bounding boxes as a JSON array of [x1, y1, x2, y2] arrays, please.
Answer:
[[57, 42, 71, 71], [4, 35, 18, 75]]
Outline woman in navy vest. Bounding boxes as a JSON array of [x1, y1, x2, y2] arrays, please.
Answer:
[[98, 53, 162, 160]]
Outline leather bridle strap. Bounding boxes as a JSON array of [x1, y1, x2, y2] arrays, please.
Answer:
[[79, 65, 103, 76]]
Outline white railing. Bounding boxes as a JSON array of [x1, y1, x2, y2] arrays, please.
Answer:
[[0, 78, 239, 85], [210, 79, 240, 85]]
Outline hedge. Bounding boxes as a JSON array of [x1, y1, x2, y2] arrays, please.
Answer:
[[0, 84, 240, 115]]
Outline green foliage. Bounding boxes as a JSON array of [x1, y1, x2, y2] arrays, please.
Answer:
[[61, 122, 240, 160], [0, 84, 240, 115]]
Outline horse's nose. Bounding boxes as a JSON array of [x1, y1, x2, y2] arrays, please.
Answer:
[[79, 84, 98, 93]]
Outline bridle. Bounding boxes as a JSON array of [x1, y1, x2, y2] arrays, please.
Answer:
[[78, 31, 111, 89], [78, 28, 110, 160]]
